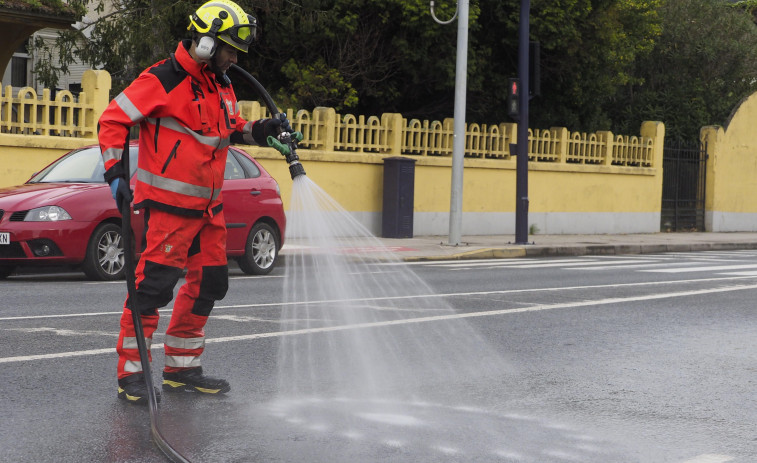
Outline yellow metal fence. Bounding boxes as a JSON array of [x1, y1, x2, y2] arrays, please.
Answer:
[[1, 79, 654, 168], [1, 86, 92, 137], [239, 101, 655, 167]]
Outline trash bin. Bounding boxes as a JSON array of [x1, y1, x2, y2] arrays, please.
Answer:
[[382, 156, 416, 238]]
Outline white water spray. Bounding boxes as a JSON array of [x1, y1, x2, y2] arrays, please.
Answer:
[[255, 175, 630, 462], [278, 175, 507, 400]]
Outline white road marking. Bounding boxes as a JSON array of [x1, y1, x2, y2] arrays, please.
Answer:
[[567, 262, 705, 271], [721, 271, 757, 276], [85, 274, 282, 284], [680, 454, 734, 463], [3, 282, 757, 364], [3, 275, 757, 323], [5, 327, 116, 337], [382, 258, 538, 266], [645, 263, 757, 273], [416, 258, 590, 268], [214, 314, 281, 323], [506, 259, 656, 269]]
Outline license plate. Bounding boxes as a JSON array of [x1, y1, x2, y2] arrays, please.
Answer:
[[0, 232, 9, 245]]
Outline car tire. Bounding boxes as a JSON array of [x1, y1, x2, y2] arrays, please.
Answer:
[[0, 266, 16, 279], [237, 222, 279, 275], [82, 223, 126, 281]]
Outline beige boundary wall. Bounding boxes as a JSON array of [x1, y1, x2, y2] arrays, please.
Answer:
[[1, 70, 665, 236], [701, 91, 757, 232]]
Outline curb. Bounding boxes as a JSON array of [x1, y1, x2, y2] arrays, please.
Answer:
[[400, 241, 757, 262], [404, 247, 526, 262]]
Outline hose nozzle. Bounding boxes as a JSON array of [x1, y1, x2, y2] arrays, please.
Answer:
[[267, 132, 306, 179], [288, 161, 306, 179]]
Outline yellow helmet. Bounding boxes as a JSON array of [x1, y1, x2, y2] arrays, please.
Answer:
[[189, 0, 257, 53]]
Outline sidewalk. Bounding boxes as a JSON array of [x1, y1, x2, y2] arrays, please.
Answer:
[[369, 232, 757, 261]]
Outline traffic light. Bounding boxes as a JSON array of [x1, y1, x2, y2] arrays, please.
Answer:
[[507, 78, 520, 119]]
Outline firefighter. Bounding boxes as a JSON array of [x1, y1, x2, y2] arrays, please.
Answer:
[[98, 0, 285, 405]]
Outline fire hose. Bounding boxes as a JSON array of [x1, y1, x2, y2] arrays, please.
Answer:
[[229, 64, 306, 180], [119, 133, 191, 463]]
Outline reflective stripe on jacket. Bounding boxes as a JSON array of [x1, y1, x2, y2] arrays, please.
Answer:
[[98, 40, 249, 217]]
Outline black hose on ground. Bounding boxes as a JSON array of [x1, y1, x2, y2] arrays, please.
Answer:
[[118, 64, 300, 462], [120, 137, 191, 463]]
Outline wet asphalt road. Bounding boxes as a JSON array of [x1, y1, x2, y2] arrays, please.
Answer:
[[2, 250, 756, 463]]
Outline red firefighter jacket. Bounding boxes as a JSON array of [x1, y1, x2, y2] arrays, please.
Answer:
[[98, 40, 253, 217]]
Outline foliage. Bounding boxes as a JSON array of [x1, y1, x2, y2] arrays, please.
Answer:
[[279, 57, 358, 110], [34, 0, 195, 94], [246, 0, 471, 116], [30, 33, 79, 90], [526, 0, 662, 131], [29, 0, 757, 140], [614, 0, 757, 139]]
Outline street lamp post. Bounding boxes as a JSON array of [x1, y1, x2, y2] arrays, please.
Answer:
[[431, 0, 469, 246]]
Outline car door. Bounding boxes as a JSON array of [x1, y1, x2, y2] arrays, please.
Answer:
[[222, 148, 265, 253]]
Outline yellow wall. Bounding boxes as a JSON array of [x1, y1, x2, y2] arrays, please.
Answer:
[[702, 91, 757, 231], [1, 69, 664, 236], [0, 138, 93, 185], [246, 144, 662, 235]]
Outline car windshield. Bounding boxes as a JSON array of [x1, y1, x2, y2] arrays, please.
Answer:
[[28, 146, 138, 184]]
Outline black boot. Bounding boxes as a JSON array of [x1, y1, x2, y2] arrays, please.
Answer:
[[117, 373, 162, 405], [162, 367, 230, 394]]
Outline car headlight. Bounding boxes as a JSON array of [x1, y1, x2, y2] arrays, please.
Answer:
[[24, 206, 72, 222]]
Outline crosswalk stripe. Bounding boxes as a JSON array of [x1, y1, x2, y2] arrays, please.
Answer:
[[679, 454, 733, 463], [644, 263, 757, 273], [510, 259, 658, 269], [415, 251, 757, 275]]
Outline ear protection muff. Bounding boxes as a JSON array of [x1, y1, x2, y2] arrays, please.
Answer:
[[196, 35, 217, 60], [195, 16, 225, 60]]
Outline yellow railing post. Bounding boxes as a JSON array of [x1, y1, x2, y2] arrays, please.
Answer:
[[443, 118, 454, 156], [313, 106, 336, 152], [640, 121, 665, 168], [551, 127, 568, 163], [597, 131, 614, 166], [381, 113, 404, 155], [81, 70, 112, 138], [505, 122, 518, 157], [238, 100, 263, 121]]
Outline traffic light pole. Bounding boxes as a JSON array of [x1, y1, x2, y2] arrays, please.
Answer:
[[514, 0, 530, 245]]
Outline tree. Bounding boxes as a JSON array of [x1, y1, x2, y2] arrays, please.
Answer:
[[470, 0, 661, 131], [39, 0, 662, 134], [43, 0, 196, 95], [613, 0, 757, 140], [247, 0, 473, 114]]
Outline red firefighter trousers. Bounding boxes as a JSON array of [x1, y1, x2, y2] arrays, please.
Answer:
[[116, 208, 228, 379]]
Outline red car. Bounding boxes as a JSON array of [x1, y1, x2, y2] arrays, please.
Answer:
[[0, 143, 286, 280]]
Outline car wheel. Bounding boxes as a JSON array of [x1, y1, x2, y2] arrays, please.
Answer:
[[0, 266, 16, 279], [237, 222, 279, 275], [82, 223, 125, 281]]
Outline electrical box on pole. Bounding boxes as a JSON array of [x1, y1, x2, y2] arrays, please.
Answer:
[[507, 78, 520, 120]]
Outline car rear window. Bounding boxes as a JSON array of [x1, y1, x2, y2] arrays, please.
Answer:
[[232, 150, 261, 178]]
